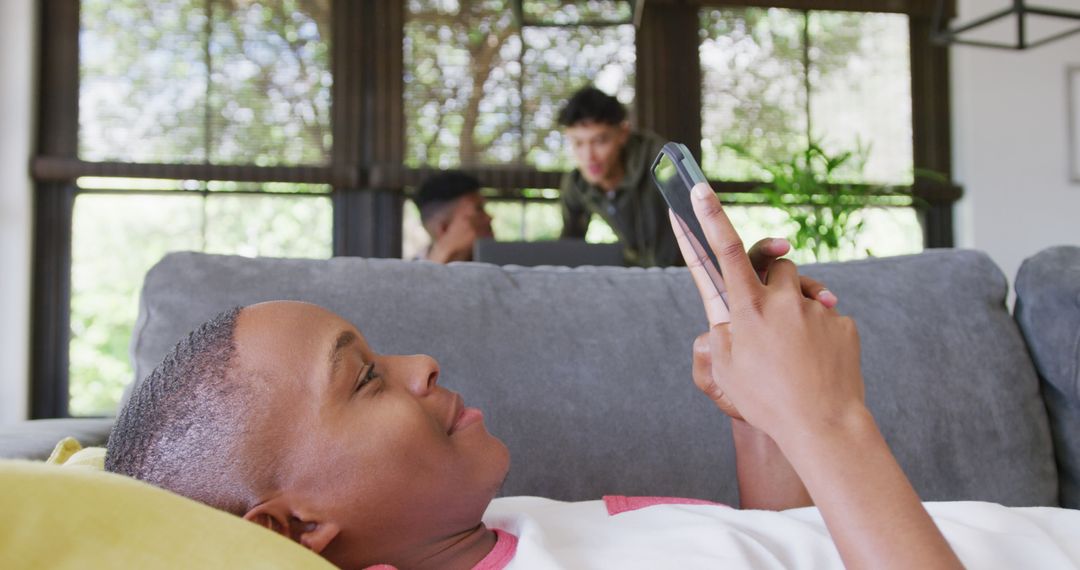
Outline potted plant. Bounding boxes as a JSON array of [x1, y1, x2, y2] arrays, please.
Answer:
[[723, 141, 921, 262]]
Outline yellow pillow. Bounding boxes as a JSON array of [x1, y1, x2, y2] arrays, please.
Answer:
[[46, 437, 106, 470], [0, 460, 335, 569]]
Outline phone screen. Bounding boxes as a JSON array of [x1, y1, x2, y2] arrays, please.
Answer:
[[651, 143, 728, 308], [653, 152, 680, 193]]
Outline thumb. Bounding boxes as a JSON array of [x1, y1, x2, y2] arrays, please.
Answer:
[[706, 323, 734, 393], [692, 332, 713, 389], [708, 323, 733, 364], [696, 325, 742, 420]]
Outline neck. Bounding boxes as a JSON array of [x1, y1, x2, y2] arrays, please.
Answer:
[[596, 162, 625, 193], [410, 524, 498, 570]]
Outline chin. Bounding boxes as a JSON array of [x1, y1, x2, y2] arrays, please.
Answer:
[[491, 464, 510, 499], [491, 436, 511, 481], [482, 437, 511, 498]]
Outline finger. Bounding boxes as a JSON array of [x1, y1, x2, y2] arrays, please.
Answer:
[[763, 258, 802, 291], [692, 332, 712, 387], [689, 183, 762, 305], [697, 326, 743, 420], [799, 275, 839, 309], [742, 238, 836, 307], [691, 333, 716, 396], [747, 237, 791, 282], [670, 210, 731, 325]]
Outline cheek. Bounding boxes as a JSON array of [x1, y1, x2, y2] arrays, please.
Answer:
[[362, 425, 493, 520], [373, 407, 452, 461], [324, 404, 450, 480], [598, 142, 618, 163], [329, 421, 458, 515]]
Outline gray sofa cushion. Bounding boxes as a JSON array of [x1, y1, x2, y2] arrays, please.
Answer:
[[0, 419, 114, 460], [128, 250, 1057, 506], [1015, 245, 1080, 508]]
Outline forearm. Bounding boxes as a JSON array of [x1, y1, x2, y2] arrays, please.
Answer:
[[732, 418, 812, 510], [426, 241, 469, 263], [560, 210, 588, 239], [558, 181, 588, 238], [776, 408, 962, 570]]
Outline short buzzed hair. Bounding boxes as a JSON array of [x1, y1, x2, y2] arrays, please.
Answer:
[[105, 307, 260, 515], [414, 170, 482, 224]]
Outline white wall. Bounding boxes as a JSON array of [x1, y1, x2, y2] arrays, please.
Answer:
[[952, 0, 1080, 287], [0, 0, 35, 424]]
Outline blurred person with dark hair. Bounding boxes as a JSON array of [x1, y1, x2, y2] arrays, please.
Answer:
[[558, 86, 680, 267], [413, 170, 494, 263]]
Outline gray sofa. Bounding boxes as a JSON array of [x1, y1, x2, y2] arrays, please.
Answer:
[[4, 246, 1079, 509]]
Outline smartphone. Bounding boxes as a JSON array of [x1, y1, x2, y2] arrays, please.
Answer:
[[650, 142, 728, 307]]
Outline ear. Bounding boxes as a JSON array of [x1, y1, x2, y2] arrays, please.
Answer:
[[426, 207, 455, 239], [244, 498, 341, 554], [436, 214, 453, 236], [422, 218, 442, 240], [617, 121, 631, 142]]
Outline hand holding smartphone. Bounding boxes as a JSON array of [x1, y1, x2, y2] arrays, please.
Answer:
[[651, 142, 728, 311]]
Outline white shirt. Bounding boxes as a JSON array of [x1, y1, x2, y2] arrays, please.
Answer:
[[481, 496, 1080, 569]]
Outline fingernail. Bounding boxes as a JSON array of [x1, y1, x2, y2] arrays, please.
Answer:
[[818, 290, 838, 305], [692, 183, 711, 200], [771, 237, 790, 249]]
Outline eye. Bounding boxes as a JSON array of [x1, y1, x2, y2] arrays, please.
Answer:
[[354, 362, 379, 393]]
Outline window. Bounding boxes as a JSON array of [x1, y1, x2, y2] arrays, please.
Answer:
[[68, 183, 331, 416], [63, 0, 334, 416], [403, 0, 635, 169], [34, 0, 954, 417], [80, 0, 332, 165], [700, 8, 912, 184], [699, 7, 922, 262], [400, 0, 634, 255]]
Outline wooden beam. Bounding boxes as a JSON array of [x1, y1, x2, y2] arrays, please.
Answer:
[[31, 0, 80, 418]]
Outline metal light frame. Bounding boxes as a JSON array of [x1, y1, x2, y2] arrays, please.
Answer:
[[934, 0, 1080, 50]]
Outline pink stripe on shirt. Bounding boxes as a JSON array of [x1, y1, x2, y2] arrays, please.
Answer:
[[473, 529, 518, 570], [603, 495, 730, 516], [361, 528, 518, 570]]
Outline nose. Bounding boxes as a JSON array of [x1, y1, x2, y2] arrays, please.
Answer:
[[394, 354, 440, 396], [573, 144, 590, 163]]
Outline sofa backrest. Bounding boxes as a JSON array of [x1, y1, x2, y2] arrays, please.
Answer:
[[129, 250, 1058, 506], [1015, 245, 1080, 508]]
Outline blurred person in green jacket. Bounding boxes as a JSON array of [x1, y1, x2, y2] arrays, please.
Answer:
[[558, 86, 681, 267]]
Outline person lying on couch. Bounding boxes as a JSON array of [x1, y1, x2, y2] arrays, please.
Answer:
[[105, 184, 962, 569]]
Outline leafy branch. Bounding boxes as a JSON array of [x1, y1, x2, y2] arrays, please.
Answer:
[[724, 141, 919, 262]]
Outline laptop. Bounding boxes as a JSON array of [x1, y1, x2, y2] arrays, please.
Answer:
[[472, 239, 624, 267]]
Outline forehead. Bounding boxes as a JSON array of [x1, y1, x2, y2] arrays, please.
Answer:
[[234, 301, 371, 378], [565, 121, 619, 140]]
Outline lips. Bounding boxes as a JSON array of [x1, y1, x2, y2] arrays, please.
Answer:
[[447, 392, 484, 435]]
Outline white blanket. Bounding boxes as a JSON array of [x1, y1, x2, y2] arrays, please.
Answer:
[[483, 497, 1080, 569]]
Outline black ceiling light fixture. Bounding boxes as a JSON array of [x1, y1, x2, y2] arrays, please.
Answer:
[[933, 0, 1080, 50], [511, 0, 645, 28]]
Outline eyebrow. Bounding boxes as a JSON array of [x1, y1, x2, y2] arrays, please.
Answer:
[[328, 330, 358, 380]]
